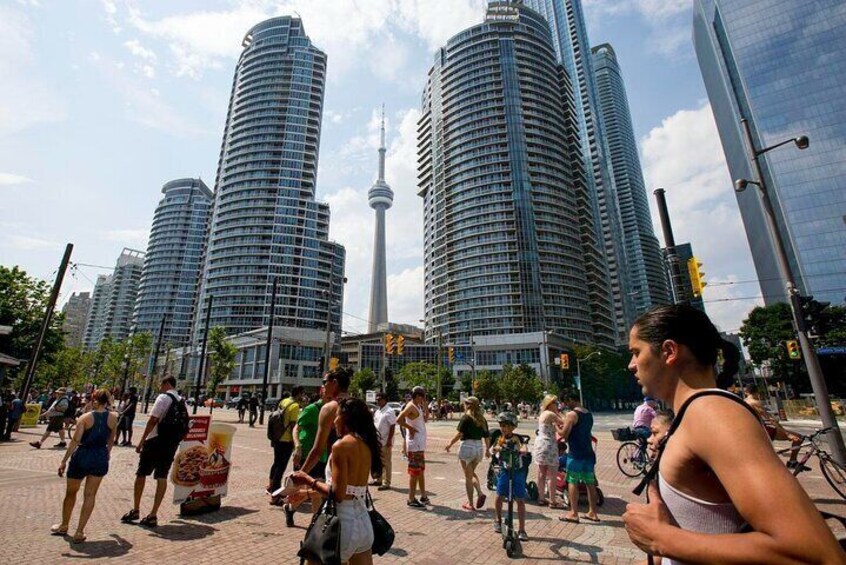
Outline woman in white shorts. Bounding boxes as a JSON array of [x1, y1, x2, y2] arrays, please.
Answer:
[[445, 396, 491, 511], [293, 398, 381, 564]]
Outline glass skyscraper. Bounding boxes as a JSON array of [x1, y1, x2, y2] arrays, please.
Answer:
[[195, 16, 345, 340], [83, 249, 144, 349], [418, 1, 615, 347], [134, 178, 213, 348], [592, 43, 671, 314], [694, 0, 846, 305], [523, 0, 635, 343]]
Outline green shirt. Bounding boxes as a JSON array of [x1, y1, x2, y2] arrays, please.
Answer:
[[297, 400, 327, 463], [457, 415, 490, 441]]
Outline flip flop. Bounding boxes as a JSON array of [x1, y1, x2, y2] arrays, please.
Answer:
[[461, 502, 475, 511], [537, 499, 549, 507], [476, 494, 487, 509], [581, 514, 601, 523], [72, 533, 86, 544], [559, 515, 580, 524], [50, 524, 68, 536], [139, 515, 158, 528]]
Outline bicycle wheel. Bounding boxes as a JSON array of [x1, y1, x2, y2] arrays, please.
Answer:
[[820, 455, 846, 500], [617, 442, 646, 478]]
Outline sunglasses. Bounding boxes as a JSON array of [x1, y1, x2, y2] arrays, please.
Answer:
[[322, 378, 335, 385]]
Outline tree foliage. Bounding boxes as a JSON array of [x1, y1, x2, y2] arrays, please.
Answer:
[[207, 326, 237, 398], [499, 364, 544, 406], [0, 266, 65, 386], [569, 345, 638, 409], [398, 362, 438, 392], [350, 367, 378, 398], [473, 370, 500, 402]]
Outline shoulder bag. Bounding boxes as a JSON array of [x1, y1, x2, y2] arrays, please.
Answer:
[[298, 486, 341, 565], [366, 489, 395, 556]]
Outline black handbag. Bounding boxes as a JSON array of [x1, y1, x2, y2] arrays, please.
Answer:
[[366, 490, 395, 556], [298, 487, 342, 565]]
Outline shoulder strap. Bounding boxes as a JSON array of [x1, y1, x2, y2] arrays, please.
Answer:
[[633, 389, 760, 497]]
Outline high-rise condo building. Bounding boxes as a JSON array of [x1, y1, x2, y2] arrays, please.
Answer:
[[524, 0, 635, 343], [694, 0, 846, 305], [134, 178, 213, 348], [83, 248, 144, 349], [592, 43, 671, 314], [367, 109, 393, 333], [195, 16, 345, 340], [418, 1, 614, 347], [62, 292, 92, 349]]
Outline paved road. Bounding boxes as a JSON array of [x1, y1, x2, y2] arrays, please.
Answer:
[[0, 410, 843, 564]]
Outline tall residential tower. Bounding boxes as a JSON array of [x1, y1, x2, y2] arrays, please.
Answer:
[[592, 44, 671, 314], [694, 0, 846, 305], [367, 109, 393, 333], [195, 16, 345, 341]]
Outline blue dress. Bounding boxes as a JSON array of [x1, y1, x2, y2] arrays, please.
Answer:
[[67, 411, 110, 480]]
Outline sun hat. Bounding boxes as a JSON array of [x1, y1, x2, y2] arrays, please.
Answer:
[[540, 394, 558, 411]]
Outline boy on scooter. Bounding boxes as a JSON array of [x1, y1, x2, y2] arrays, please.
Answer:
[[490, 412, 528, 541]]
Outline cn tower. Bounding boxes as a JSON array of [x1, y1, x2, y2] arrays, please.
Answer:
[[367, 107, 393, 333]]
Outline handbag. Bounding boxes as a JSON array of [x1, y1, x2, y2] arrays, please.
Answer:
[[366, 489, 395, 556], [298, 487, 342, 565]]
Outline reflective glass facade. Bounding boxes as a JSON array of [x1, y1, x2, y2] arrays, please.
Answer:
[[524, 0, 634, 343], [694, 0, 846, 305], [83, 249, 144, 349], [592, 44, 671, 314], [418, 2, 615, 348], [134, 178, 213, 348], [196, 17, 345, 340]]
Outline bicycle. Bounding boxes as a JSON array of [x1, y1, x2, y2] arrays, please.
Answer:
[[779, 427, 846, 500], [612, 427, 651, 478]]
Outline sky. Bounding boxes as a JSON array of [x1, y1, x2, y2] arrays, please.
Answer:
[[0, 0, 763, 338]]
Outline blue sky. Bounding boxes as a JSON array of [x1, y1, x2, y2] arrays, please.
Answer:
[[0, 0, 761, 336]]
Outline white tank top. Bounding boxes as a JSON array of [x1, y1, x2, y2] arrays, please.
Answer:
[[405, 404, 427, 452]]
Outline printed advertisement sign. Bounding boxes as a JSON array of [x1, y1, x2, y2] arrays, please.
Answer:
[[20, 404, 42, 428], [171, 416, 236, 504]]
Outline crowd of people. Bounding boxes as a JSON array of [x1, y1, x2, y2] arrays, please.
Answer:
[[5, 304, 845, 563]]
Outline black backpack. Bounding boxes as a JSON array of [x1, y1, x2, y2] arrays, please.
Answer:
[[158, 391, 190, 445], [267, 409, 285, 442]]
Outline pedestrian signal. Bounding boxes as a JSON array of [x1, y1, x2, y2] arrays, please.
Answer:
[[786, 340, 801, 360], [397, 334, 405, 356], [385, 333, 395, 355], [560, 353, 570, 370]]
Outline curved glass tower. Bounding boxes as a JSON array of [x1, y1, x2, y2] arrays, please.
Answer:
[[419, 1, 612, 346], [592, 44, 671, 314], [195, 16, 345, 339], [134, 178, 213, 348]]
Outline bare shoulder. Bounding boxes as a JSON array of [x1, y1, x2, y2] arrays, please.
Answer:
[[682, 394, 769, 452]]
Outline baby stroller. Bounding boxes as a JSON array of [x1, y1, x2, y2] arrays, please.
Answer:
[[556, 436, 605, 507], [486, 433, 538, 502]]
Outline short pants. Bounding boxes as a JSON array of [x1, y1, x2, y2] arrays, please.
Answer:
[[458, 440, 484, 464], [565, 457, 597, 485], [136, 437, 179, 479], [337, 498, 374, 562], [47, 416, 64, 433], [496, 468, 527, 499], [407, 451, 425, 476]]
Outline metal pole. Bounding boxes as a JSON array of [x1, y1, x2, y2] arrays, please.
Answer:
[[653, 188, 687, 303], [436, 330, 442, 402], [143, 314, 168, 413], [20, 243, 73, 403], [576, 358, 584, 407], [260, 278, 277, 425], [322, 289, 332, 376], [740, 118, 846, 466], [120, 339, 133, 394], [193, 295, 213, 415], [470, 329, 476, 381]]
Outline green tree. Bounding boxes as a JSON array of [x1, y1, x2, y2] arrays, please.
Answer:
[[398, 362, 438, 392], [473, 370, 501, 402], [0, 266, 65, 387], [499, 363, 543, 406], [350, 368, 378, 398], [207, 326, 237, 404], [35, 347, 93, 391], [94, 332, 153, 390], [572, 345, 636, 410]]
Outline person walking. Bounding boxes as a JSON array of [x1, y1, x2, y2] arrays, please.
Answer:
[[371, 392, 396, 491], [398, 386, 429, 508], [743, 384, 804, 468], [267, 386, 303, 502], [534, 394, 565, 508], [284, 392, 326, 528], [445, 396, 490, 511], [3, 392, 24, 441], [632, 397, 657, 441], [52, 389, 117, 543], [248, 394, 259, 427], [121, 376, 187, 528], [292, 397, 382, 565], [30, 388, 70, 449], [118, 387, 139, 446], [559, 395, 600, 524], [237, 395, 248, 423], [622, 304, 845, 563]]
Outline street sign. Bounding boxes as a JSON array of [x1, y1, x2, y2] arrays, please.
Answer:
[[366, 390, 376, 403], [818, 346, 846, 356], [573, 375, 581, 390]]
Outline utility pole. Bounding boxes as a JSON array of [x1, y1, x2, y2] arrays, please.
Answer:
[[20, 243, 73, 403], [193, 295, 213, 415], [436, 330, 442, 402], [260, 278, 277, 425], [653, 188, 687, 304], [322, 289, 332, 377], [144, 314, 168, 413]]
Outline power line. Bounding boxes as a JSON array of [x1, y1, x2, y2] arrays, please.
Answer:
[[705, 270, 846, 288]]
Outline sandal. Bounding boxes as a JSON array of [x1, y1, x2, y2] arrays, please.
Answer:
[[139, 515, 158, 528], [559, 515, 580, 524], [120, 509, 140, 523], [72, 533, 86, 544], [50, 524, 68, 536], [581, 514, 601, 523], [419, 496, 431, 505], [475, 493, 487, 509], [537, 499, 549, 506]]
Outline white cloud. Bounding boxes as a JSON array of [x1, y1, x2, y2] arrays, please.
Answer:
[[583, 0, 691, 58], [0, 6, 66, 134], [0, 173, 34, 186], [387, 266, 425, 326], [641, 102, 761, 331], [124, 39, 156, 61], [102, 228, 149, 248], [1, 234, 62, 251]]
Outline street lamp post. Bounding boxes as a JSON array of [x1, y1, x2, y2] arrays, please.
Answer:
[[575, 351, 601, 408], [259, 278, 277, 426], [735, 118, 846, 466]]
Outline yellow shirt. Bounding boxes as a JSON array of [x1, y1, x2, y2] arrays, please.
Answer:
[[277, 398, 300, 443]]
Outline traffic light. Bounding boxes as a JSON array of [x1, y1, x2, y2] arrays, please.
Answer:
[[329, 357, 339, 371], [560, 353, 570, 370], [396, 334, 405, 356], [687, 256, 706, 297], [385, 333, 395, 355], [786, 340, 801, 360], [448, 346, 455, 364]]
